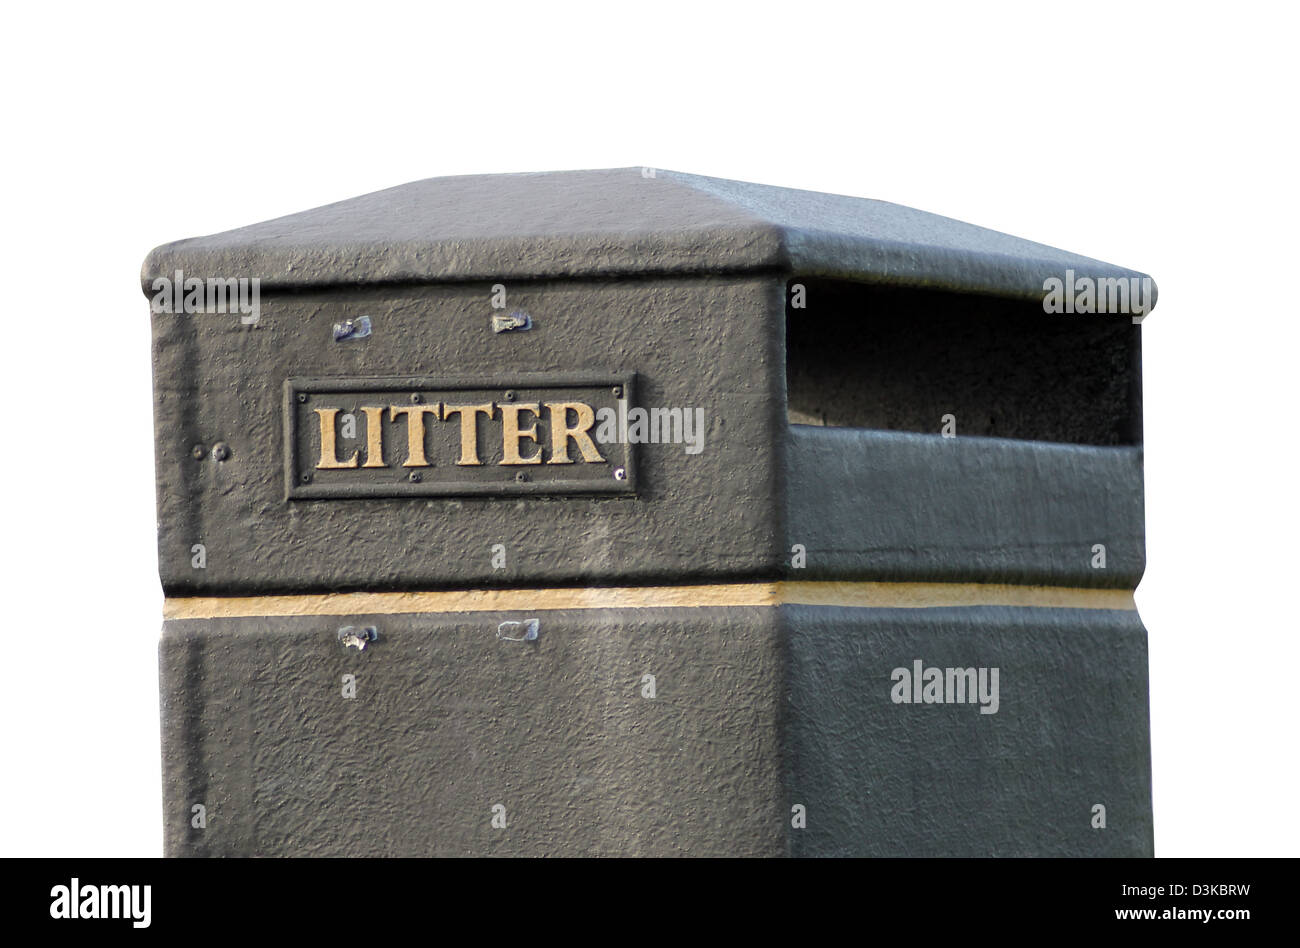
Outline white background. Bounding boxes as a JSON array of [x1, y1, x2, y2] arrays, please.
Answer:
[[1, 1, 1295, 857]]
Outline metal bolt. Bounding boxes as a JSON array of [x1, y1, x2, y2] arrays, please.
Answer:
[[339, 625, 379, 650], [191, 444, 207, 460], [613, 467, 627, 481], [333, 315, 372, 342], [503, 390, 516, 402], [410, 393, 423, 404], [212, 442, 230, 462], [408, 471, 422, 483], [612, 385, 623, 398], [497, 618, 540, 642], [297, 393, 309, 403]]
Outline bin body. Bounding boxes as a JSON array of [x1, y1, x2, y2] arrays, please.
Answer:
[[147, 169, 1155, 856]]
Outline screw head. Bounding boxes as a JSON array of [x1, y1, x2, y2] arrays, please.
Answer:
[[301, 473, 312, 483], [613, 467, 627, 481], [410, 393, 423, 404], [612, 385, 623, 398], [515, 471, 529, 483], [191, 444, 207, 460], [212, 442, 231, 462], [297, 393, 308, 403], [408, 471, 422, 483], [503, 390, 516, 402]]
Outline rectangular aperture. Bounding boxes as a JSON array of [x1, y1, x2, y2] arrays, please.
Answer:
[[785, 279, 1141, 446]]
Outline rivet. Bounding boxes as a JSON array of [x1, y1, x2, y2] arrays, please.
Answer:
[[409, 471, 423, 483], [191, 444, 207, 460], [301, 473, 313, 483], [410, 393, 423, 404], [612, 385, 623, 398], [503, 390, 516, 402], [515, 471, 529, 483], [613, 467, 627, 481], [297, 393, 309, 403], [212, 442, 231, 462]]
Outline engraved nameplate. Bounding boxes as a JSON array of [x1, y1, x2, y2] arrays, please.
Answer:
[[285, 374, 636, 499]]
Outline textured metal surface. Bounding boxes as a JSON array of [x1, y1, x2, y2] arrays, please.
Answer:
[[141, 168, 1155, 303], [160, 602, 1149, 857], [160, 607, 787, 857], [151, 276, 784, 595], [785, 605, 1152, 857], [150, 273, 1145, 594], [784, 428, 1145, 588]]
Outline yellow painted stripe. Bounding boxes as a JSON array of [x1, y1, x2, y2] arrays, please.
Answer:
[[782, 582, 1134, 611], [163, 581, 1135, 620]]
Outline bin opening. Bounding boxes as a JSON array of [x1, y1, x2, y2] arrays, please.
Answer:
[[785, 279, 1141, 447]]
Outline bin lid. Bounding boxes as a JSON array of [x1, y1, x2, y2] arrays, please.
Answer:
[[142, 167, 1154, 304]]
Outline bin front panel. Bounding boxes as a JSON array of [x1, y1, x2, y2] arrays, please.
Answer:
[[152, 275, 785, 595]]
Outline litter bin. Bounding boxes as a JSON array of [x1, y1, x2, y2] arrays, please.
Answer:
[[145, 168, 1155, 856]]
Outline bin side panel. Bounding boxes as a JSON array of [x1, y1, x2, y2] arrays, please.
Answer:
[[782, 604, 1153, 856]]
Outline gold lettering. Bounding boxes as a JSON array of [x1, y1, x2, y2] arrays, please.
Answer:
[[360, 406, 387, 468], [314, 408, 359, 469], [442, 403, 496, 466], [546, 401, 605, 464], [388, 404, 442, 467], [499, 402, 542, 465]]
